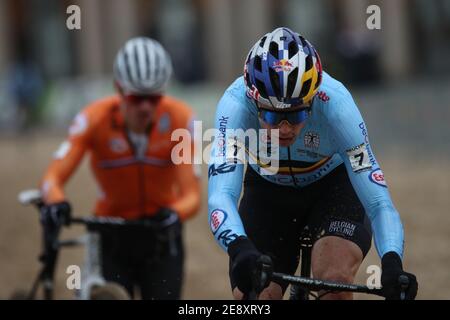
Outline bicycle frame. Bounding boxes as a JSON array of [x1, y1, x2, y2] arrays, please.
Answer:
[[248, 226, 386, 300], [289, 226, 313, 300], [23, 224, 107, 300], [17, 189, 178, 300]]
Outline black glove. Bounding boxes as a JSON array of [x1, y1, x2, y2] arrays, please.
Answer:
[[228, 236, 264, 295], [41, 201, 72, 227], [153, 207, 180, 227], [381, 251, 418, 300], [151, 208, 181, 258]]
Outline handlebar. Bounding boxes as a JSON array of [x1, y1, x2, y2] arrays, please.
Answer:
[[18, 188, 178, 230], [249, 254, 412, 300], [70, 214, 179, 230]]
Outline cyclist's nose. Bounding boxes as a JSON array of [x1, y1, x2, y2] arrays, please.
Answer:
[[278, 121, 293, 134]]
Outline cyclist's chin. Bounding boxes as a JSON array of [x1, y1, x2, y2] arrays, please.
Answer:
[[128, 118, 152, 133]]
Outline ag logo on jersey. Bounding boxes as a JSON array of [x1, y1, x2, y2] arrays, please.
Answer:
[[158, 113, 171, 133], [346, 143, 372, 173], [304, 132, 320, 149], [210, 209, 227, 234], [369, 168, 387, 187], [53, 141, 71, 159], [69, 113, 87, 136], [109, 138, 128, 153]]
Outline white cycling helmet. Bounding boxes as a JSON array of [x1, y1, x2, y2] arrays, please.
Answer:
[[114, 37, 173, 95]]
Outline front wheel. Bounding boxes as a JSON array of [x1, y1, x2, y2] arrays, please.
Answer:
[[9, 289, 31, 300], [289, 284, 309, 300]]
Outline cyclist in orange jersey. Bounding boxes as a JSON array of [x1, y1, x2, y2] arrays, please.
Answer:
[[39, 37, 201, 299]]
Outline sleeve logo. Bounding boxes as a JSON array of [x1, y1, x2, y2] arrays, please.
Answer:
[[208, 163, 237, 178], [69, 113, 88, 136], [210, 209, 227, 234], [369, 168, 387, 187]]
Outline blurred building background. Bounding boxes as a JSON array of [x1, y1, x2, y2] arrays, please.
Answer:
[[1, 0, 449, 149], [2, 0, 450, 83]]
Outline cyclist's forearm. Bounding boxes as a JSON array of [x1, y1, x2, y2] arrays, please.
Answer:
[[40, 139, 86, 204], [172, 183, 201, 221], [368, 202, 404, 259], [208, 193, 247, 252]]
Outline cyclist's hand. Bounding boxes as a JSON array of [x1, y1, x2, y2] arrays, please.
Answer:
[[41, 201, 72, 226], [381, 251, 418, 300], [228, 236, 264, 295], [153, 207, 180, 226]]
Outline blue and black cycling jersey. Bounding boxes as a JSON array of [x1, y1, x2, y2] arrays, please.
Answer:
[[208, 72, 404, 259]]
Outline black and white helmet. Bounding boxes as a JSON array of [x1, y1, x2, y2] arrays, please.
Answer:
[[114, 37, 173, 95]]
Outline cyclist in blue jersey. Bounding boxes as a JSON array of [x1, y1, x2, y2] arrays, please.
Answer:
[[208, 27, 417, 300]]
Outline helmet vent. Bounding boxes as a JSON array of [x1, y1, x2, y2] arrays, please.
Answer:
[[305, 55, 313, 72], [269, 68, 281, 100], [269, 42, 279, 59], [254, 56, 262, 72], [255, 78, 268, 99], [299, 79, 312, 99], [259, 36, 267, 47], [288, 41, 299, 59], [286, 67, 298, 100]]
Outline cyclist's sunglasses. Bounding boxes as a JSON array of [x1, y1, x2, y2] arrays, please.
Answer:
[[124, 94, 162, 105], [259, 108, 309, 125]]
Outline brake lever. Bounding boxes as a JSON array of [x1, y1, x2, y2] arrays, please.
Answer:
[[398, 274, 409, 300], [253, 255, 273, 295]]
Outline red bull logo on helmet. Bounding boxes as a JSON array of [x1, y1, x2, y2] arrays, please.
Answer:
[[273, 59, 293, 72]]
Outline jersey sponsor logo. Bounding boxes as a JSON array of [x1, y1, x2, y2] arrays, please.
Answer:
[[210, 209, 227, 234], [53, 141, 71, 159], [260, 158, 336, 185], [109, 138, 129, 153], [328, 220, 356, 237], [304, 131, 320, 149], [316, 91, 330, 102], [296, 149, 328, 159], [346, 143, 372, 173], [359, 122, 377, 167], [369, 168, 387, 187], [158, 113, 171, 133], [208, 163, 236, 178], [216, 229, 238, 248], [216, 116, 229, 157], [69, 113, 87, 136]]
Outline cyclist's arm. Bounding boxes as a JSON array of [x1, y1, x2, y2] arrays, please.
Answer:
[[208, 92, 250, 252], [40, 112, 92, 204], [171, 163, 201, 221], [327, 90, 404, 258]]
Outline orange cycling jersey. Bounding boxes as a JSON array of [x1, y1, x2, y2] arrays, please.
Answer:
[[40, 95, 200, 221]]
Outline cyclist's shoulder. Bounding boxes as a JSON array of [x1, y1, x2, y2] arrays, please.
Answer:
[[221, 76, 247, 103], [79, 95, 121, 121], [159, 95, 194, 127], [69, 95, 121, 136], [317, 72, 354, 103], [217, 76, 255, 116], [313, 72, 359, 119]]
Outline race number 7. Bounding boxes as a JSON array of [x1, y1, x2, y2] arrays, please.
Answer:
[[354, 152, 364, 166], [347, 144, 372, 173]]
